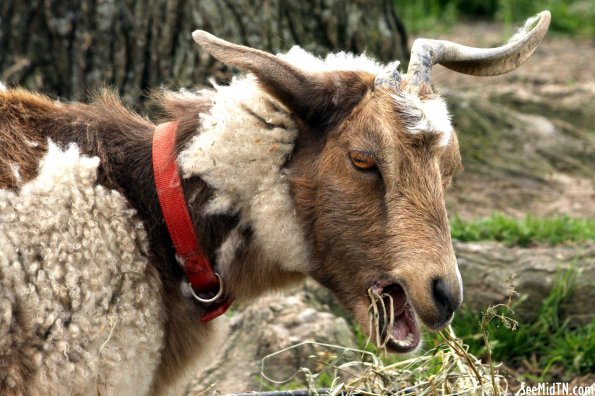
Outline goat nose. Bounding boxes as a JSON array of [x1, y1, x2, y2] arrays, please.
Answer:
[[432, 277, 461, 318]]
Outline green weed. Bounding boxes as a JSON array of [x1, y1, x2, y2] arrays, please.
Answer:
[[450, 213, 595, 247]]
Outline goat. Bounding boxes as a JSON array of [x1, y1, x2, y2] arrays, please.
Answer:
[[0, 11, 550, 395]]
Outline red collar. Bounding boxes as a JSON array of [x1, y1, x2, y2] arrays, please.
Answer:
[[152, 121, 232, 322]]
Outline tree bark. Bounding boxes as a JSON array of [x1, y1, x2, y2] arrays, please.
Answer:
[[0, 0, 407, 105]]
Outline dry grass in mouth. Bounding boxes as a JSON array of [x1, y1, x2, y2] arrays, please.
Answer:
[[367, 288, 394, 351], [260, 288, 515, 395]]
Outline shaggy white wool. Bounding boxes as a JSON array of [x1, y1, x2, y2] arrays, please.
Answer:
[[9, 163, 21, 183], [393, 92, 453, 147], [279, 45, 399, 74], [179, 77, 311, 273], [0, 142, 165, 395]]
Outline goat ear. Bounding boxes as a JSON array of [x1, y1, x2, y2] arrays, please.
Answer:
[[192, 31, 370, 129]]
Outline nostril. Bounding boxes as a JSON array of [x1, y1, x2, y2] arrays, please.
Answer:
[[432, 277, 458, 316]]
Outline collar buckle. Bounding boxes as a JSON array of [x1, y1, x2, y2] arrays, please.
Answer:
[[187, 273, 224, 303]]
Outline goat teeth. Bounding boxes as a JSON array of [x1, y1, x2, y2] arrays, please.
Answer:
[[394, 333, 416, 348]]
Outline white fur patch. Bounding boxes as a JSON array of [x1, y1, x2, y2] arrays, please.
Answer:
[[279, 46, 399, 74], [9, 163, 21, 183], [0, 142, 165, 395], [178, 77, 311, 273], [393, 93, 453, 147], [0, 82, 6, 91], [217, 227, 244, 269]]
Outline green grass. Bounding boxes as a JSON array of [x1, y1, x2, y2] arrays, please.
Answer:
[[452, 268, 595, 381], [395, 0, 595, 37], [450, 213, 595, 247]]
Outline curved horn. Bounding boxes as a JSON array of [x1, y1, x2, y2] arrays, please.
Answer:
[[406, 10, 551, 85]]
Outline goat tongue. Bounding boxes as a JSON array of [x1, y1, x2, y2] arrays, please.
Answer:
[[386, 303, 421, 353]]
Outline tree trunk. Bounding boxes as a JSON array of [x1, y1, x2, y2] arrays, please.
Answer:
[[0, 0, 408, 105]]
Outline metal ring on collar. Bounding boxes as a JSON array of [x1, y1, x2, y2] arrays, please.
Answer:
[[188, 273, 224, 304]]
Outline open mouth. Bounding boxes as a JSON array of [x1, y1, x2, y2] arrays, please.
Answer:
[[369, 283, 421, 353]]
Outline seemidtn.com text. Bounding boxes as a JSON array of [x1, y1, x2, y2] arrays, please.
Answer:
[[517, 383, 595, 395]]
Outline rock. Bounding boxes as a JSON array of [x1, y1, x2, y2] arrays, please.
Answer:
[[455, 241, 595, 324], [184, 281, 357, 395]]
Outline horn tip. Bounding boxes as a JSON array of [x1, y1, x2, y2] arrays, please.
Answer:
[[535, 10, 552, 29], [530, 10, 551, 31], [537, 10, 552, 20]]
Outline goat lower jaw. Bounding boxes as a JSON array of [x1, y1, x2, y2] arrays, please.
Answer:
[[374, 283, 421, 353]]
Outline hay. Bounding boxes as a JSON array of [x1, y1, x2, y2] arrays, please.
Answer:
[[261, 329, 509, 395], [261, 288, 516, 395], [367, 287, 394, 351]]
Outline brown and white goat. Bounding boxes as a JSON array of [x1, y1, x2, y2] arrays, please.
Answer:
[[0, 11, 550, 395]]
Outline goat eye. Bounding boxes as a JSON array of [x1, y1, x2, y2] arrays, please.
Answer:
[[349, 151, 376, 170]]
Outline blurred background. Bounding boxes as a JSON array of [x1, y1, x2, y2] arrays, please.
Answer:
[[1, 0, 593, 393]]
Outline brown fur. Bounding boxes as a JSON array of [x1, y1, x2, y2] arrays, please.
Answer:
[[286, 82, 462, 336], [0, 88, 241, 393], [0, 89, 51, 188], [191, 31, 464, 345]]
